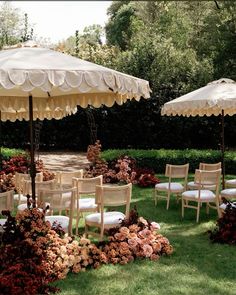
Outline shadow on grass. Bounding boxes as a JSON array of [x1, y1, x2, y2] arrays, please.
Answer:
[[65, 185, 236, 295]]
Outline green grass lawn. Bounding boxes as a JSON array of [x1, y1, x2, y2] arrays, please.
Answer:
[[53, 177, 236, 295]]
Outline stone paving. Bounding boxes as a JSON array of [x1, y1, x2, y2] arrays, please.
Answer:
[[38, 151, 90, 172]]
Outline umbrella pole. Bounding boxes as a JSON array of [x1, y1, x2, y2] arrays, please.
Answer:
[[29, 95, 36, 207], [221, 110, 225, 189], [0, 110, 2, 171]]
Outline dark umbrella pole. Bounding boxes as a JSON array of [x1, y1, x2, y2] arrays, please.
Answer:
[[29, 95, 36, 206], [0, 110, 2, 171], [221, 109, 225, 189]]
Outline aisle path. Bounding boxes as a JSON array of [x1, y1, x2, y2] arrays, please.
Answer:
[[38, 151, 90, 172]]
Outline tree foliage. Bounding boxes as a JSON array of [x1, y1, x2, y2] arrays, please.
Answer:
[[1, 1, 236, 151]]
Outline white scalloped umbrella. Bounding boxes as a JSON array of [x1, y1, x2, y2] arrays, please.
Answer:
[[0, 41, 151, 201], [161, 78, 236, 188]]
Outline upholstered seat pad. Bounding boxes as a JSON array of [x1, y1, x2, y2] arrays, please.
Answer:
[[62, 192, 72, 201], [220, 202, 236, 210], [0, 218, 7, 226], [17, 202, 50, 211], [221, 188, 236, 198], [45, 215, 69, 230], [155, 182, 184, 192], [187, 181, 216, 190], [85, 211, 125, 225], [225, 179, 236, 187], [182, 190, 215, 201], [65, 198, 97, 210], [14, 193, 28, 202]]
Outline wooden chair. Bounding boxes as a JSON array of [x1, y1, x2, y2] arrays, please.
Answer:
[[154, 164, 189, 209], [187, 162, 221, 190], [182, 169, 222, 222], [0, 190, 14, 212], [85, 183, 132, 240], [68, 175, 103, 235], [17, 179, 57, 211], [225, 179, 236, 188], [39, 187, 76, 236], [14, 172, 43, 205], [55, 170, 84, 188]]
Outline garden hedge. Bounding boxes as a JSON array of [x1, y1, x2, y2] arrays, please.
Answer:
[[101, 149, 236, 174], [1, 147, 26, 160]]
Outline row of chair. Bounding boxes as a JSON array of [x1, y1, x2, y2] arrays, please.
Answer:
[[154, 162, 236, 222], [0, 170, 132, 240]]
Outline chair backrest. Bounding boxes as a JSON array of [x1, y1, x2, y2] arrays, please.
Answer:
[[165, 164, 189, 180], [38, 186, 77, 212], [15, 172, 43, 193], [95, 183, 132, 217], [199, 162, 222, 171], [194, 169, 222, 194], [56, 170, 84, 187], [0, 190, 14, 211], [72, 175, 103, 196], [23, 179, 57, 196]]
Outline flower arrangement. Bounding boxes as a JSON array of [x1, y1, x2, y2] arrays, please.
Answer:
[[0, 154, 55, 194], [0, 173, 15, 192], [2, 155, 30, 174], [0, 203, 173, 294], [85, 141, 160, 187], [209, 200, 236, 245], [35, 159, 55, 181], [137, 173, 160, 187], [115, 156, 136, 184], [87, 140, 102, 164], [102, 208, 173, 264]]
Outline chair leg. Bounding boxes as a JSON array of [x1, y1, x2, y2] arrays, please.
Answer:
[[100, 226, 104, 241], [216, 201, 221, 218], [154, 189, 157, 206], [196, 202, 200, 222], [166, 192, 170, 210], [182, 198, 184, 218], [85, 223, 88, 238], [75, 211, 80, 235], [206, 202, 209, 215]]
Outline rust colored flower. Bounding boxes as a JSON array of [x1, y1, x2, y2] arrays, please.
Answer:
[[129, 224, 140, 232], [142, 244, 153, 257], [150, 254, 160, 261], [119, 226, 130, 235], [114, 232, 126, 241]]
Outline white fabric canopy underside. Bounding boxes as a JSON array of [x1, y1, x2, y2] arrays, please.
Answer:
[[0, 45, 151, 121], [161, 78, 236, 117]]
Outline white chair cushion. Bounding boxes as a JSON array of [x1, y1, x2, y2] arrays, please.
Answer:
[[45, 215, 69, 230], [0, 218, 7, 226], [85, 211, 125, 225], [225, 179, 236, 188], [220, 202, 236, 210], [62, 192, 72, 201], [155, 182, 184, 192], [65, 198, 97, 210], [182, 190, 215, 201], [17, 202, 50, 211], [14, 193, 28, 203], [221, 188, 236, 198], [78, 198, 97, 210], [0, 218, 7, 232], [187, 181, 216, 190]]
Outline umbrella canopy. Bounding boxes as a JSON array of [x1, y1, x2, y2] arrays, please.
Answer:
[[161, 78, 236, 188], [0, 41, 150, 122], [0, 41, 151, 202], [161, 78, 236, 117]]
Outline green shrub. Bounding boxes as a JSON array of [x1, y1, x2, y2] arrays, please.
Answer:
[[1, 147, 26, 160], [101, 149, 236, 174]]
